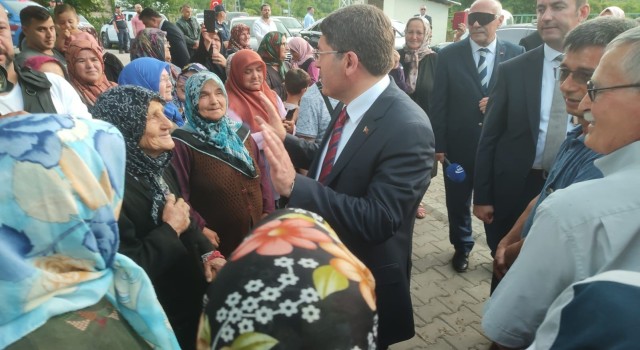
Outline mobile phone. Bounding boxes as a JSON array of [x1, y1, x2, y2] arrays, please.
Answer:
[[204, 10, 216, 33], [285, 108, 296, 121], [452, 11, 468, 30]]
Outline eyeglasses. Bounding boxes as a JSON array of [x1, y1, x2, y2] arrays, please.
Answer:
[[467, 12, 498, 26], [586, 80, 640, 102], [313, 50, 345, 60], [555, 67, 592, 85]]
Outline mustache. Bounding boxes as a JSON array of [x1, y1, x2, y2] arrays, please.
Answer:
[[583, 110, 594, 123]]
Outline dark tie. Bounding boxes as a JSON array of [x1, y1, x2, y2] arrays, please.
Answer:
[[542, 54, 567, 171], [318, 107, 348, 184], [477, 48, 490, 95]]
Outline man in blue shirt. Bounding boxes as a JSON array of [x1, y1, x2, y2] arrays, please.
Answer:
[[303, 6, 314, 28], [492, 16, 638, 280]]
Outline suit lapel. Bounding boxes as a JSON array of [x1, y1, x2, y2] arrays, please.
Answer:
[[525, 46, 545, 143], [462, 38, 483, 91], [319, 83, 398, 185], [488, 40, 507, 91]]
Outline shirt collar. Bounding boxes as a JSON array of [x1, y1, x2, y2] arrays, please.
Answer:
[[470, 37, 498, 54], [544, 44, 563, 63], [345, 75, 390, 124], [594, 141, 640, 177]]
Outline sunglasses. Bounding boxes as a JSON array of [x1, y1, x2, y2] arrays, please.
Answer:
[[555, 67, 592, 85], [586, 80, 640, 102], [468, 12, 498, 26]]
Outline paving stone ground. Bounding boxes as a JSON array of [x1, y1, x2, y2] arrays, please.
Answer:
[[390, 174, 493, 350]]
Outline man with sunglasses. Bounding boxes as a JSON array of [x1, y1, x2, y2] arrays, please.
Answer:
[[431, 0, 524, 273], [483, 19, 639, 349], [473, 0, 589, 289]]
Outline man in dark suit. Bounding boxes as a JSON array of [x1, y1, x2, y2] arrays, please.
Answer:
[[473, 0, 589, 289], [431, 0, 524, 273], [519, 31, 544, 51], [139, 8, 191, 68], [417, 5, 433, 28], [259, 5, 435, 348]]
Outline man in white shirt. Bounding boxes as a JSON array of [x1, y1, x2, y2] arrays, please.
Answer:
[[0, 5, 89, 118], [303, 6, 315, 28], [252, 4, 277, 45], [483, 26, 640, 349], [258, 5, 435, 348]]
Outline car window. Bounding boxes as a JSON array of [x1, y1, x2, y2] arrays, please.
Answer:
[[279, 18, 302, 29], [497, 28, 536, 45]]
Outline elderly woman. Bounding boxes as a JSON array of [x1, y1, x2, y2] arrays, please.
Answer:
[[0, 114, 178, 349], [118, 57, 184, 126], [190, 30, 227, 81], [175, 62, 207, 118], [225, 49, 286, 146], [196, 208, 378, 349], [65, 39, 117, 108], [287, 37, 319, 85], [226, 23, 251, 54], [92, 86, 225, 350], [257, 31, 289, 100], [398, 17, 437, 219], [130, 28, 181, 93], [171, 71, 274, 257]]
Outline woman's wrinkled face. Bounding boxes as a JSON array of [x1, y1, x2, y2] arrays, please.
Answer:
[[197, 79, 227, 122], [238, 29, 250, 46], [138, 100, 175, 157], [159, 70, 173, 102], [176, 71, 194, 102], [405, 20, 426, 50], [74, 49, 102, 84], [164, 41, 172, 62], [241, 62, 264, 91]]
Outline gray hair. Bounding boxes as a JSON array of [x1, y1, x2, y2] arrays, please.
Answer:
[[469, 0, 502, 15], [320, 5, 394, 76], [564, 17, 638, 53], [605, 26, 640, 84]]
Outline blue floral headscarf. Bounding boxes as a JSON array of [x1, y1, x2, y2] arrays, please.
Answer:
[[0, 114, 179, 349], [118, 57, 184, 126], [182, 71, 255, 174]]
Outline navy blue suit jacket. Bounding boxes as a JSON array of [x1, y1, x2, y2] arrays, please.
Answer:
[[284, 80, 435, 346]]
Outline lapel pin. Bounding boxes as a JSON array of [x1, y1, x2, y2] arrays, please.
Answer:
[[363, 126, 369, 135]]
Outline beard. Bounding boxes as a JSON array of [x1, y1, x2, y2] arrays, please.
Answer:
[[0, 46, 14, 69]]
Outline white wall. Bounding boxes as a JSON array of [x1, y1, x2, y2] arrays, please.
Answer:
[[380, 0, 453, 44]]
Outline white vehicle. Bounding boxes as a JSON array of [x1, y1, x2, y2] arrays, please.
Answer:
[[100, 11, 166, 48]]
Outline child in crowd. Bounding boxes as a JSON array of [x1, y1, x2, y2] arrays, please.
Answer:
[[53, 4, 100, 53]]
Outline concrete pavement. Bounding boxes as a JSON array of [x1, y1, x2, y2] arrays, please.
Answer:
[[391, 173, 493, 350]]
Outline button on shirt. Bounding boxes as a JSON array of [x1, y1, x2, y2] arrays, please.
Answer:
[[470, 38, 497, 85], [314, 75, 390, 180], [533, 44, 573, 169]]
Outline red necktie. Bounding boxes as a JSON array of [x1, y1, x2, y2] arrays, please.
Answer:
[[318, 107, 348, 184]]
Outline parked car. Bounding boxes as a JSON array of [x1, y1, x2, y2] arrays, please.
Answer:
[[496, 23, 537, 46], [100, 11, 166, 49], [196, 12, 203, 25], [300, 18, 405, 50], [230, 16, 292, 50], [0, 0, 44, 47], [273, 16, 302, 37], [225, 11, 248, 26]]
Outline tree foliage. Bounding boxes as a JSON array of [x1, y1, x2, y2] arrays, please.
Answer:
[[452, 0, 639, 17]]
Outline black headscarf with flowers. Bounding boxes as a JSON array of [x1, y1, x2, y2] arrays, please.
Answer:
[[92, 85, 171, 223]]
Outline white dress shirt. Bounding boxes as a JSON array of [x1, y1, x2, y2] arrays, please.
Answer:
[[470, 37, 498, 84]]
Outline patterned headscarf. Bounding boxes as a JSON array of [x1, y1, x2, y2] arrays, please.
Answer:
[[182, 71, 256, 175], [130, 28, 168, 62], [66, 39, 117, 106], [197, 208, 378, 349], [118, 57, 184, 126], [92, 85, 171, 224], [225, 49, 280, 132], [288, 37, 314, 69], [227, 23, 251, 52], [257, 31, 288, 80], [176, 63, 207, 115], [0, 114, 179, 349], [403, 17, 434, 94]]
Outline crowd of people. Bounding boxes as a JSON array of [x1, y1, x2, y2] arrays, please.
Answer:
[[0, 0, 639, 349]]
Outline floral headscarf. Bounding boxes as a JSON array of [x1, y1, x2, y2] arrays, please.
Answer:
[[66, 39, 117, 106], [403, 17, 434, 94], [92, 85, 171, 224], [257, 31, 288, 80], [118, 57, 184, 126], [197, 208, 378, 349], [0, 114, 178, 349], [182, 71, 256, 175], [288, 37, 314, 69], [176, 62, 207, 115], [225, 49, 279, 132], [227, 23, 251, 52], [130, 28, 168, 62]]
